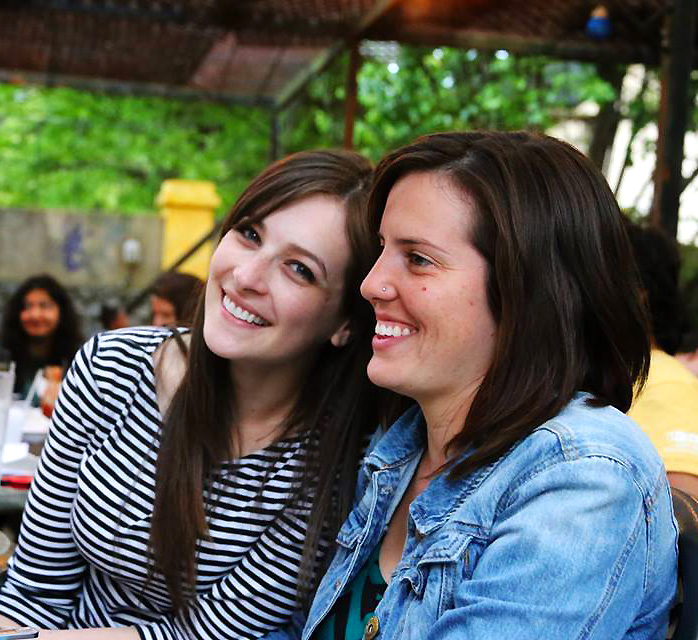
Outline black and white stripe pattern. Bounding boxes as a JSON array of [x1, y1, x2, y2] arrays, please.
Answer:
[[0, 327, 321, 639]]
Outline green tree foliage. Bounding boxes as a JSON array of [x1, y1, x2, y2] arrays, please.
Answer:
[[282, 46, 616, 162], [0, 44, 692, 218], [0, 85, 271, 214]]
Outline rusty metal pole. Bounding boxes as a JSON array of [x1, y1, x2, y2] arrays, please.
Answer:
[[650, 0, 697, 237], [344, 43, 361, 149]]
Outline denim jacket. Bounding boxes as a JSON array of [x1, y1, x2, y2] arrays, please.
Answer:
[[269, 394, 678, 640]]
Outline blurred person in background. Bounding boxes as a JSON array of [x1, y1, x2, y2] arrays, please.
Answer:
[[626, 220, 698, 497], [99, 302, 130, 332], [0, 274, 83, 401], [676, 344, 698, 377], [150, 271, 204, 327]]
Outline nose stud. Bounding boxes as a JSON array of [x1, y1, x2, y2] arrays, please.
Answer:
[[381, 287, 387, 292]]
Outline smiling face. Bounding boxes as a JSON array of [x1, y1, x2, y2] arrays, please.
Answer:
[[203, 194, 351, 375], [360, 171, 497, 408], [20, 288, 61, 340]]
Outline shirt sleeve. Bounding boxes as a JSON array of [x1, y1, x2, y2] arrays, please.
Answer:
[[426, 457, 677, 640], [0, 336, 103, 628]]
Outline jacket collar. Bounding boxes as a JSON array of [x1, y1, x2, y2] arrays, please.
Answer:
[[364, 404, 426, 471]]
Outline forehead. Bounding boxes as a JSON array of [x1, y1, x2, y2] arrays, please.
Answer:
[[24, 288, 54, 303], [265, 194, 351, 271], [151, 295, 175, 310], [381, 171, 473, 239]]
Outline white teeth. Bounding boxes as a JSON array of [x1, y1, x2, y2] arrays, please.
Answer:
[[374, 322, 416, 337], [222, 295, 267, 326]]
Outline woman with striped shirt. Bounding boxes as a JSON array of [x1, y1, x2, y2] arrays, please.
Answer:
[[0, 150, 395, 639]]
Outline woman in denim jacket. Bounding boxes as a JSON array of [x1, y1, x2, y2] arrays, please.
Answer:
[[269, 131, 678, 640]]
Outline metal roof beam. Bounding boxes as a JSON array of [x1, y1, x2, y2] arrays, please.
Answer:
[[274, 0, 402, 111], [14, 0, 191, 22], [369, 24, 661, 66], [0, 70, 275, 108]]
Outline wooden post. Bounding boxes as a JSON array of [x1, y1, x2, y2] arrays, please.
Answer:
[[344, 43, 361, 150], [650, 0, 697, 237]]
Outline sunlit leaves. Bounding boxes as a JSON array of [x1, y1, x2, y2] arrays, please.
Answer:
[[0, 85, 271, 215], [282, 45, 618, 162]]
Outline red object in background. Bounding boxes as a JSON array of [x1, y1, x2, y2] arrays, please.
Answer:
[[1, 475, 32, 490]]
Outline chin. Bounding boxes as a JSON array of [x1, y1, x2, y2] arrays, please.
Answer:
[[367, 359, 408, 395], [202, 319, 230, 359]]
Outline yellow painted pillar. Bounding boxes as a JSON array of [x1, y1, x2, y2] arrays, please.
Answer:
[[156, 180, 221, 280]]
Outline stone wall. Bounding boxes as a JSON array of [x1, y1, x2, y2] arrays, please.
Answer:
[[0, 208, 162, 334]]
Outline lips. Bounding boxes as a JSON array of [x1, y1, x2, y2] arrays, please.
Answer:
[[221, 293, 270, 326]]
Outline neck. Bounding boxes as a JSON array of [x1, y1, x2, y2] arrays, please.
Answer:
[[228, 359, 311, 456], [418, 380, 481, 467], [27, 337, 52, 360]]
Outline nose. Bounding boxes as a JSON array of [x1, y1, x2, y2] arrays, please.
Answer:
[[233, 253, 271, 294], [360, 253, 395, 302]]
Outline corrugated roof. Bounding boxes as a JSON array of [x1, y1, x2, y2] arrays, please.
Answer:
[[0, 0, 688, 106]]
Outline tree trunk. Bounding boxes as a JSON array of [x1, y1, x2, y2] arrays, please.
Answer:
[[587, 64, 626, 173]]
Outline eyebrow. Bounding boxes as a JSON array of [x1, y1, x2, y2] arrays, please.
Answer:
[[383, 234, 451, 256], [287, 243, 328, 280]]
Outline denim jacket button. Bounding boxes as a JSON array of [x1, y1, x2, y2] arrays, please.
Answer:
[[363, 614, 380, 639]]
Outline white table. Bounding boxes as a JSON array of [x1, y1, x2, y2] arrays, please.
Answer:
[[0, 404, 48, 512]]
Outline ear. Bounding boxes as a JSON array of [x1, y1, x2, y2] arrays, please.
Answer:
[[330, 319, 351, 348]]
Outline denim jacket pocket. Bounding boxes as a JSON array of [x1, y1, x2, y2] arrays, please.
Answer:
[[396, 523, 485, 614]]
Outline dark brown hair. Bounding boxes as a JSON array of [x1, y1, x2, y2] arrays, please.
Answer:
[[150, 150, 397, 609], [0, 274, 84, 392], [151, 271, 204, 327], [369, 131, 651, 476], [624, 219, 684, 355]]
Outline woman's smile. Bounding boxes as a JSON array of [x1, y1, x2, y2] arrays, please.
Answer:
[[221, 292, 269, 326], [372, 315, 418, 350]]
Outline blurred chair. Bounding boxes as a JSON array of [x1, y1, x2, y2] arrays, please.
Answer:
[[669, 488, 698, 640]]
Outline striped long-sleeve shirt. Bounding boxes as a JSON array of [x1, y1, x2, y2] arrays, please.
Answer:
[[0, 327, 321, 639]]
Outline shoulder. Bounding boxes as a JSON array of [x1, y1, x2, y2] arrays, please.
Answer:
[[506, 394, 666, 503], [74, 326, 187, 398], [93, 326, 181, 357]]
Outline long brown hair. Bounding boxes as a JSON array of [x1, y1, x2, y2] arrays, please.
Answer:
[[150, 150, 396, 609], [368, 131, 651, 477]]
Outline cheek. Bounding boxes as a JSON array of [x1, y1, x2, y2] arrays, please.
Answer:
[[280, 291, 325, 326], [278, 285, 343, 337], [208, 249, 226, 279]]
